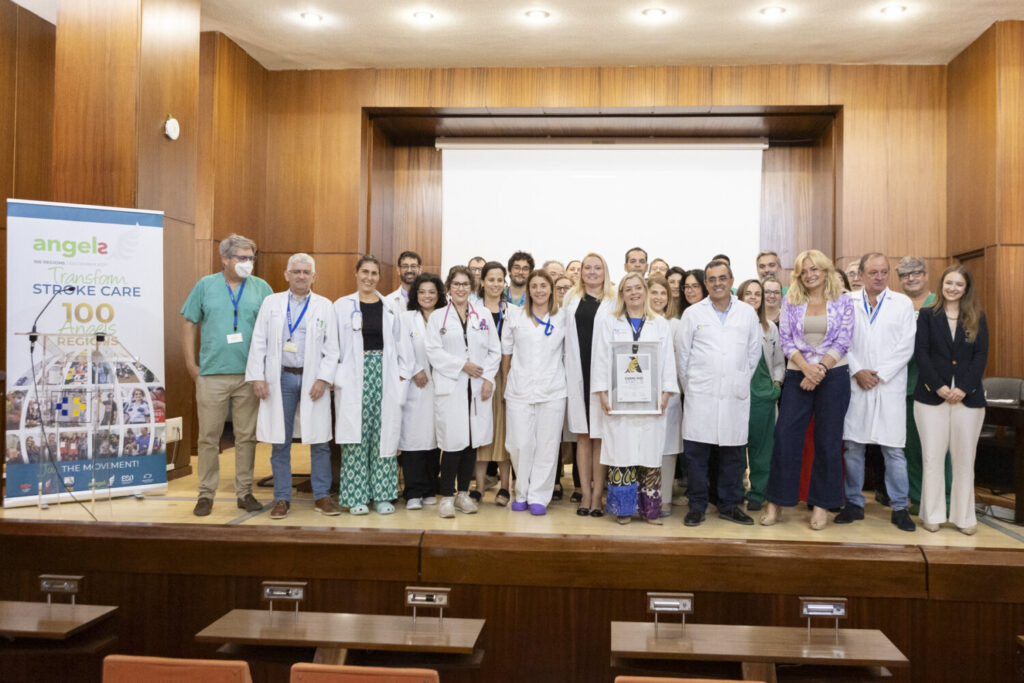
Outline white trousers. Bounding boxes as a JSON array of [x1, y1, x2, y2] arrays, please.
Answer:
[[505, 398, 567, 506], [913, 400, 985, 529]]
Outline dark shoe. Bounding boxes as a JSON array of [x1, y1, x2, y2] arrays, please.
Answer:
[[576, 507, 590, 517], [684, 510, 705, 526], [193, 497, 213, 517], [892, 509, 917, 532], [570, 491, 583, 504], [875, 490, 891, 507], [746, 500, 762, 512], [590, 508, 604, 518], [552, 484, 563, 501], [494, 489, 510, 507], [469, 490, 483, 503], [834, 504, 864, 524], [270, 500, 290, 519], [314, 496, 342, 516], [719, 507, 754, 525], [237, 493, 263, 512]]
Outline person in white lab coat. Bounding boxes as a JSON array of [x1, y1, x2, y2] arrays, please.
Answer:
[[334, 255, 414, 516], [246, 253, 340, 520], [387, 250, 422, 311], [836, 253, 917, 531], [398, 272, 445, 510], [676, 260, 762, 527], [592, 272, 679, 525], [502, 270, 567, 515], [648, 275, 683, 519], [474, 261, 513, 506], [564, 252, 616, 518], [425, 266, 501, 519]]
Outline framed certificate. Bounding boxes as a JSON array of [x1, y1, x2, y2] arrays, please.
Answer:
[[609, 340, 661, 415]]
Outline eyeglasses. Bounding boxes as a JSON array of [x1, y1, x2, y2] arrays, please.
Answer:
[[510, 265, 531, 273], [706, 276, 730, 285], [898, 270, 925, 279], [287, 269, 312, 276], [231, 254, 255, 262], [763, 290, 782, 297], [449, 281, 472, 289], [399, 264, 421, 271]]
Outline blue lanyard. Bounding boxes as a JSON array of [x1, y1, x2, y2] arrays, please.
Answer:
[[224, 276, 247, 331], [864, 290, 887, 325], [532, 311, 554, 336], [628, 316, 645, 342], [286, 295, 310, 340]]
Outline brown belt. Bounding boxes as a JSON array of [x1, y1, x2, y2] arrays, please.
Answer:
[[281, 367, 303, 375]]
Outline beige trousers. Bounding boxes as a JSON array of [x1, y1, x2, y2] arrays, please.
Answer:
[[195, 373, 259, 499], [913, 400, 985, 529]]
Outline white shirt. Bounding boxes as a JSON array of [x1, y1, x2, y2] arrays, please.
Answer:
[[501, 306, 568, 404]]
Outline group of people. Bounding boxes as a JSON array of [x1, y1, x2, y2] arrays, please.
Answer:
[[183, 235, 989, 536]]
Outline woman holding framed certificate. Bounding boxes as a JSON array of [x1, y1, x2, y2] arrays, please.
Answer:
[[591, 272, 679, 524], [501, 269, 568, 515]]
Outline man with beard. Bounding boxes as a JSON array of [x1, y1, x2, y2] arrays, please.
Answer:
[[505, 251, 534, 307], [388, 251, 422, 310]]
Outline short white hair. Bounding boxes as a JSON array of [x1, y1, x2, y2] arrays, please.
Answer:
[[287, 253, 315, 273]]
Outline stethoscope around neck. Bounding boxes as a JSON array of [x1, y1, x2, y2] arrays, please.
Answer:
[[440, 300, 479, 336], [349, 296, 391, 331]]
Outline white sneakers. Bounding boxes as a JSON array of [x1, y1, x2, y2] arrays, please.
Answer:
[[439, 493, 479, 518], [406, 498, 423, 510], [423, 496, 438, 505]]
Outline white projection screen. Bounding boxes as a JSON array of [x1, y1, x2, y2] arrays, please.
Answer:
[[440, 146, 764, 283]]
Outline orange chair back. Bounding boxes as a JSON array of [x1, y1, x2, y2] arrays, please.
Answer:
[[103, 654, 253, 683], [291, 662, 439, 683]]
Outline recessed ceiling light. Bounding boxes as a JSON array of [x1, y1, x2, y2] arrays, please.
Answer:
[[759, 6, 787, 18], [412, 10, 434, 21], [879, 5, 908, 17], [524, 9, 551, 20], [298, 11, 322, 25], [641, 8, 667, 18]]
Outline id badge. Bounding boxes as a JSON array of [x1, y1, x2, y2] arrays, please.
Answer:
[[226, 333, 243, 344], [283, 340, 299, 353]]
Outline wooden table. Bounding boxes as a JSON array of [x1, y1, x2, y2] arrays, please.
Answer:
[[611, 622, 909, 683], [0, 600, 118, 640], [983, 404, 1024, 524], [196, 609, 484, 669]]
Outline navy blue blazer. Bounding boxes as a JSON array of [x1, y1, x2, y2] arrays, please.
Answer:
[[912, 307, 988, 408]]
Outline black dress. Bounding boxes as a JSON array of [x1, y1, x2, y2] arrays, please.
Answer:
[[575, 294, 601, 423]]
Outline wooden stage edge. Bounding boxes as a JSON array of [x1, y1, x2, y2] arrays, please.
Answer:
[[1, 519, 1023, 683]]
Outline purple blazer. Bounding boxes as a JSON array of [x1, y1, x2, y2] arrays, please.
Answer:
[[779, 293, 855, 364]]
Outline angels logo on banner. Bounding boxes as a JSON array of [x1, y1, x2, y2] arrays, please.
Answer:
[[5, 200, 168, 507]]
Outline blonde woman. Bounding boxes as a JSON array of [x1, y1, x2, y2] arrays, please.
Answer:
[[563, 253, 616, 517], [763, 250, 854, 530], [592, 273, 679, 524]]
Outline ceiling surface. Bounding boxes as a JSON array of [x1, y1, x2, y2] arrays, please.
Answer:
[[14, 1, 1024, 71]]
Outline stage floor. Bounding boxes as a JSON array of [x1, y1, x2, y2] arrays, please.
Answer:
[[2, 444, 1022, 550]]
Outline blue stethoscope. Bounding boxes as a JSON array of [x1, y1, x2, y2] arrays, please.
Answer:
[[439, 300, 480, 335]]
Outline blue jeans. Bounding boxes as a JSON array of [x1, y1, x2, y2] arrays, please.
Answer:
[[271, 370, 331, 501], [842, 441, 909, 511], [684, 441, 744, 515]]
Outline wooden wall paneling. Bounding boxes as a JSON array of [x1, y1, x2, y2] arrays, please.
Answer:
[[12, 5, 55, 204], [318, 69, 373, 255], [371, 68, 435, 107], [920, 599, 1024, 683], [203, 33, 267, 245], [711, 64, 831, 107], [810, 118, 836, 262], [264, 70, 320, 254], [392, 146, 442, 277], [992, 246, 1024, 378], [163, 216, 196, 475], [946, 26, 997, 256], [432, 68, 491, 110], [307, 253, 361, 300], [254, 251, 289, 293], [996, 21, 1024, 245], [760, 145, 813, 267], [652, 66, 713, 109], [52, 0, 140, 208], [484, 67, 543, 111], [367, 123, 396, 290], [599, 66, 659, 112], [597, 66, 714, 111], [135, 0, 199, 224], [539, 67, 602, 110], [0, 0, 16, 228], [195, 32, 217, 241]]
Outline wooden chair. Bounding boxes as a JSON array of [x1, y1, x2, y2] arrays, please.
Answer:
[[103, 654, 253, 682], [291, 662, 440, 682]]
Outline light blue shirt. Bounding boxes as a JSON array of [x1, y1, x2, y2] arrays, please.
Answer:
[[713, 298, 734, 325], [281, 291, 310, 368]]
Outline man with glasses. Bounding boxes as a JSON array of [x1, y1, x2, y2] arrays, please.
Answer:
[[388, 251, 422, 310], [897, 255, 949, 514], [467, 256, 486, 300], [182, 234, 273, 516], [505, 251, 534, 307]]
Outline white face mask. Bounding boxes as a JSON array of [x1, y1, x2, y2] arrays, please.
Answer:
[[234, 261, 253, 279]]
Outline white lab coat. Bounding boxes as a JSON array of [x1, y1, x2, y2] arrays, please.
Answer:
[[387, 287, 409, 312], [245, 291, 338, 444], [843, 287, 916, 447], [425, 301, 501, 451], [333, 292, 415, 457], [591, 314, 679, 468], [398, 309, 436, 451], [563, 292, 614, 437], [676, 297, 762, 447], [663, 317, 683, 455]]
